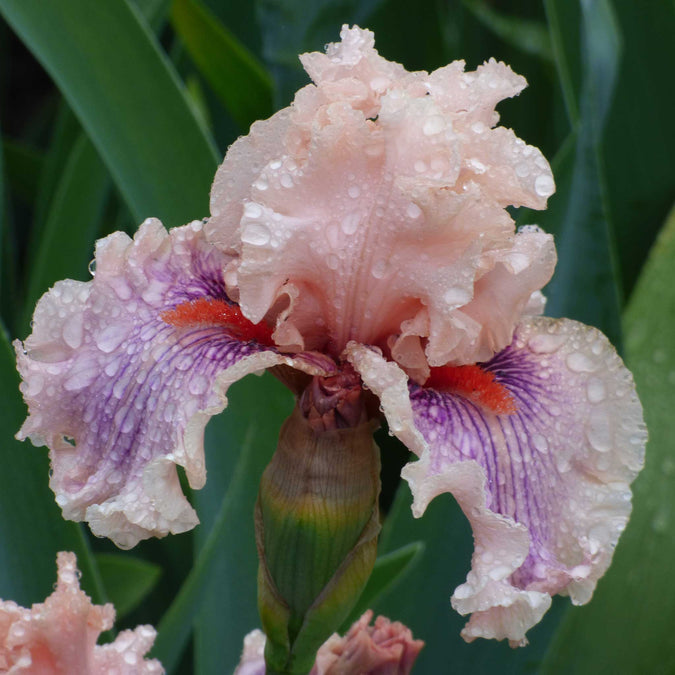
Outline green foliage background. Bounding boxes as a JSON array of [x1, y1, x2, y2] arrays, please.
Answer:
[[0, 0, 674, 672]]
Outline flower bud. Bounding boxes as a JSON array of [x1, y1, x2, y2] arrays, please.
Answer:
[[256, 372, 381, 674]]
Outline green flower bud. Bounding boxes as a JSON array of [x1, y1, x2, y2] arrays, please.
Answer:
[[256, 371, 381, 675]]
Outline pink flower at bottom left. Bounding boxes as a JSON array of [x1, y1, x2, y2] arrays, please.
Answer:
[[0, 552, 163, 674]]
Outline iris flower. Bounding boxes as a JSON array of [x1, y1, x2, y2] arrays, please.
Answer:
[[15, 26, 645, 646], [0, 552, 162, 673]]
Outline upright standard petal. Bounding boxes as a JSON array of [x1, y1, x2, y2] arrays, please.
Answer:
[[208, 25, 556, 374], [348, 317, 646, 645], [0, 552, 163, 674], [16, 219, 325, 548]]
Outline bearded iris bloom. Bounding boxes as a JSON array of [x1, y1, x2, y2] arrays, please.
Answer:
[[15, 25, 645, 648]]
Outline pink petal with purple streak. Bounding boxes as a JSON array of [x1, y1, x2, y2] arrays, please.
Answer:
[[347, 316, 645, 645], [16, 220, 330, 548]]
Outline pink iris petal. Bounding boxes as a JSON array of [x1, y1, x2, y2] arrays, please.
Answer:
[[347, 316, 646, 645], [207, 25, 556, 374], [0, 552, 163, 674], [16, 220, 329, 548]]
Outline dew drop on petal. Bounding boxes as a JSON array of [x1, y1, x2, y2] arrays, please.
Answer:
[[189, 374, 209, 395], [244, 202, 263, 219], [566, 351, 597, 373], [242, 223, 271, 247], [527, 333, 565, 355], [531, 433, 549, 454], [534, 173, 555, 197], [348, 185, 361, 199], [586, 378, 606, 403], [96, 325, 130, 354], [423, 115, 444, 136], [587, 408, 612, 452], [341, 213, 359, 235], [372, 259, 387, 279], [406, 202, 422, 219]]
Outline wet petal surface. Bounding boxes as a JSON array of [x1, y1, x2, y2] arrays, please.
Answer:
[[0, 552, 163, 674], [15, 220, 320, 548], [349, 317, 646, 644], [208, 26, 556, 372]]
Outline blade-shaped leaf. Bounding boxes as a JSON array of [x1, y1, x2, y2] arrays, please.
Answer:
[[0, 0, 219, 226], [95, 553, 162, 620], [20, 134, 109, 336], [341, 541, 425, 631], [170, 0, 273, 131], [461, 0, 553, 61], [542, 0, 623, 345], [540, 202, 675, 673], [602, 1, 675, 297]]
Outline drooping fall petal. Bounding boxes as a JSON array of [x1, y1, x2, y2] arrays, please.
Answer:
[[15, 220, 330, 548], [347, 316, 646, 645]]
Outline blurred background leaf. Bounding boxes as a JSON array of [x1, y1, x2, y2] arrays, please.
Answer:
[[0, 0, 218, 226], [540, 202, 675, 673]]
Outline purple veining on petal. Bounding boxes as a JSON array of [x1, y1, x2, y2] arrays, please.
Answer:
[[408, 316, 645, 609], [15, 219, 302, 548]]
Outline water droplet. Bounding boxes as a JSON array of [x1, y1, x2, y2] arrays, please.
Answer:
[[326, 254, 339, 270], [62, 314, 84, 349], [566, 351, 597, 373], [189, 374, 209, 395], [586, 378, 606, 403], [531, 433, 549, 454], [371, 259, 387, 279], [528, 333, 566, 354], [471, 121, 486, 134], [341, 213, 359, 235], [515, 162, 530, 178], [468, 158, 486, 174], [254, 176, 268, 191], [414, 160, 427, 173], [534, 173, 554, 197], [443, 287, 470, 306], [587, 409, 612, 452], [406, 202, 422, 219], [348, 185, 361, 199], [244, 202, 263, 219], [423, 115, 444, 136], [88, 259, 97, 276], [96, 325, 129, 353], [280, 173, 293, 188], [242, 223, 271, 246]]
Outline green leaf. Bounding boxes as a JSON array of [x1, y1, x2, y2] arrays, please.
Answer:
[[0, 329, 105, 606], [341, 541, 425, 631], [461, 0, 553, 62], [2, 139, 44, 207], [170, 0, 273, 131], [20, 134, 109, 336], [151, 373, 293, 674], [95, 553, 162, 620], [0, 0, 218, 226], [602, 1, 675, 297], [192, 374, 293, 675], [541, 0, 623, 344], [540, 202, 675, 673]]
